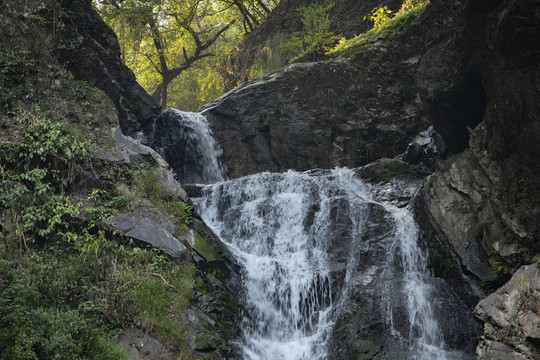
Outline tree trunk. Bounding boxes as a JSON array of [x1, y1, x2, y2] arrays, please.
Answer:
[[151, 84, 162, 105], [257, 0, 271, 14], [161, 80, 169, 108]]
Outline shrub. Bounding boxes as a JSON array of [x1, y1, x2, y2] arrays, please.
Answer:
[[286, 4, 340, 62], [364, 6, 393, 31]]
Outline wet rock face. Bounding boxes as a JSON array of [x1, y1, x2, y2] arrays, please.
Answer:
[[403, 126, 448, 168], [55, 0, 161, 134], [202, 60, 428, 179], [422, 150, 499, 281], [474, 264, 540, 360], [420, 0, 540, 281]]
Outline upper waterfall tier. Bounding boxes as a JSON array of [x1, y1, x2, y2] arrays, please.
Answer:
[[145, 109, 227, 184]]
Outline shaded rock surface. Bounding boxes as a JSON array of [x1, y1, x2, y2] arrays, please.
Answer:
[[117, 329, 170, 360], [203, 59, 429, 179], [420, 0, 540, 285], [54, 0, 161, 134], [403, 126, 448, 167], [474, 264, 540, 360], [112, 209, 190, 261]]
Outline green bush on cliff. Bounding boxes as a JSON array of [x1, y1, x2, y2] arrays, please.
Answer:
[[0, 111, 91, 242], [285, 3, 340, 62], [0, 109, 196, 359], [364, 6, 393, 31], [329, 0, 429, 56]]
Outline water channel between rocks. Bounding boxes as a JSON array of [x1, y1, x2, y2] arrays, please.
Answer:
[[194, 169, 467, 360], [157, 110, 469, 360]]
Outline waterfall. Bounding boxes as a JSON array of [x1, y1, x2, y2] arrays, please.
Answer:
[[147, 109, 227, 184], [194, 168, 466, 359]]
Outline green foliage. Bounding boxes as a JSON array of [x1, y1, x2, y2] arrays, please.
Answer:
[[0, 247, 129, 360], [95, 0, 276, 109], [246, 40, 291, 81], [0, 111, 92, 243], [510, 177, 540, 223], [194, 236, 219, 262], [117, 248, 195, 343], [493, 261, 510, 276], [534, 254, 540, 269], [170, 199, 194, 225], [0, 49, 30, 112], [479, 280, 495, 295], [329, 0, 429, 56], [471, 221, 487, 241], [364, 6, 393, 31], [122, 167, 193, 225], [285, 4, 340, 62], [0, 231, 196, 359]]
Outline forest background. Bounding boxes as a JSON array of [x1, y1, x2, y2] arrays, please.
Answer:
[[95, 0, 281, 110]]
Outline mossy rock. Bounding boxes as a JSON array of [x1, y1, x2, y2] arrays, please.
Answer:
[[195, 235, 221, 262]]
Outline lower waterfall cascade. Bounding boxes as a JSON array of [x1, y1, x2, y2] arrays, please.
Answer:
[[193, 168, 471, 360]]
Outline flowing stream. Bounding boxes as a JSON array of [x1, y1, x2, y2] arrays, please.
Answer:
[[194, 169, 462, 359], [147, 109, 227, 183], [157, 109, 466, 359]]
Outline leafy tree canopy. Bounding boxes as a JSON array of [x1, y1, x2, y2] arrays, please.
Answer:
[[95, 0, 276, 109]]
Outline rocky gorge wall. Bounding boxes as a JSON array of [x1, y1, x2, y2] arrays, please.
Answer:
[[0, 1, 241, 358], [198, 0, 540, 358], [39, 0, 540, 358], [54, 0, 162, 134]]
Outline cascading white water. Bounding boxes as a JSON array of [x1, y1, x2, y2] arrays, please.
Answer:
[[148, 109, 227, 183], [196, 171, 339, 360], [387, 207, 448, 359], [194, 168, 462, 359]]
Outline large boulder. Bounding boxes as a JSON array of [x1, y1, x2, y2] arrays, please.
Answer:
[[54, 0, 161, 134], [202, 58, 429, 179], [474, 264, 540, 360]]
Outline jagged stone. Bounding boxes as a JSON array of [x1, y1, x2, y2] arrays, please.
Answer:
[[474, 264, 540, 360], [202, 59, 428, 179], [94, 127, 189, 201], [54, 0, 161, 134], [403, 126, 448, 167], [422, 150, 499, 281], [117, 328, 171, 360], [113, 213, 191, 260]]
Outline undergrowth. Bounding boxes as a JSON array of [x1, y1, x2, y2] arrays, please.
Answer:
[[0, 3, 197, 356], [0, 109, 196, 359], [328, 0, 429, 56], [117, 167, 193, 226]]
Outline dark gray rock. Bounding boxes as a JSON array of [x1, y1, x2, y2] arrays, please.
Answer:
[[113, 213, 190, 260], [54, 0, 161, 134], [94, 127, 189, 201], [422, 150, 500, 281], [202, 59, 428, 179], [476, 341, 528, 360], [474, 264, 540, 360], [403, 126, 448, 167], [117, 328, 170, 360], [418, 0, 540, 272]]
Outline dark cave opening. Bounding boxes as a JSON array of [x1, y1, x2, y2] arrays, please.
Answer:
[[429, 74, 488, 154]]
